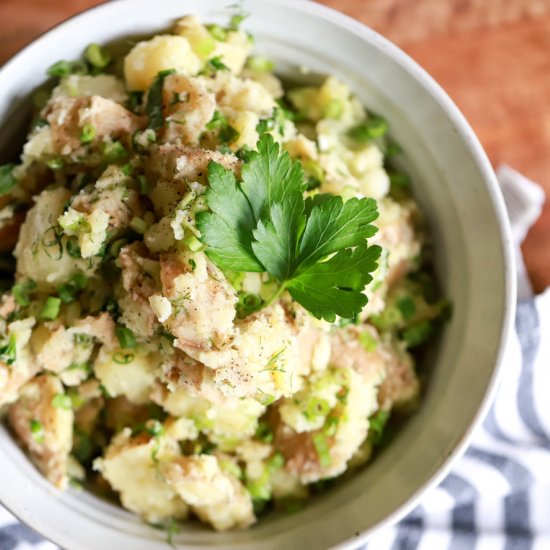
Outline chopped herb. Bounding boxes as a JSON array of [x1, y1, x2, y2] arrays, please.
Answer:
[[51, 393, 72, 410], [108, 238, 128, 259], [56, 273, 88, 303], [165, 518, 181, 548], [12, 279, 36, 307], [359, 331, 378, 352], [246, 471, 271, 501], [145, 419, 164, 437], [312, 432, 332, 468], [46, 60, 73, 78], [84, 43, 111, 70], [102, 140, 127, 163], [267, 451, 285, 471], [188, 259, 196, 271], [246, 56, 274, 72], [347, 115, 388, 143], [121, 163, 133, 176], [127, 91, 144, 113], [323, 99, 343, 119], [397, 296, 416, 321], [40, 296, 62, 320], [197, 134, 381, 322], [137, 175, 150, 195], [115, 325, 137, 349], [323, 415, 339, 437], [385, 141, 402, 158], [80, 124, 96, 144], [367, 409, 390, 446], [30, 419, 45, 443], [66, 238, 82, 259], [146, 69, 176, 131], [46, 157, 64, 170], [0, 334, 17, 365], [236, 291, 263, 318], [304, 397, 331, 419], [206, 110, 227, 132], [206, 24, 227, 42], [402, 320, 433, 347], [129, 216, 147, 234], [113, 351, 134, 364], [0, 164, 17, 196], [389, 171, 411, 190], [229, 12, 248, 30], [206, 56, 229, 73], [255, 421, 273, 444]]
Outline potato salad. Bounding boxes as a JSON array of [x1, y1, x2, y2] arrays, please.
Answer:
[[0, 14, 448, 533]]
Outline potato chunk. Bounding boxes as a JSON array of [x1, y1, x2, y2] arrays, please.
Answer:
[[124, 35, 201, 91], [9, 374, 73, 488]]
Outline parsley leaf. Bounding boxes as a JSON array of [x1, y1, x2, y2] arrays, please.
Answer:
[[286, 243, 381, 322], [196, 163, 263, 272], [198, 134, 381, 321]]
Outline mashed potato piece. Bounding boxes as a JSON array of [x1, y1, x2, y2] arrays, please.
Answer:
[[0, 12, 446, 534]]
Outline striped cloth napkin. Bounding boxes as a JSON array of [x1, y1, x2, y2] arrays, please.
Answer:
[[0, 166, 547, 549]]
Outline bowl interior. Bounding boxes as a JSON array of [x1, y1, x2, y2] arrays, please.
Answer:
[[0, 1, 514, 549]]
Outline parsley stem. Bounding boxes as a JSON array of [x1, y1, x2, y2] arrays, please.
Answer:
[[262, 283, 287, 311]]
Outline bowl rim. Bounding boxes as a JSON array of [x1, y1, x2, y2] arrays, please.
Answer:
[[0, 0, 516, 548]]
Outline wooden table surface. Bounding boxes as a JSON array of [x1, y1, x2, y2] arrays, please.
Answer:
[[1, 0, 549, 291]]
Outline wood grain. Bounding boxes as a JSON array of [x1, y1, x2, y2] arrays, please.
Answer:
[[0, 0, 549, 291]]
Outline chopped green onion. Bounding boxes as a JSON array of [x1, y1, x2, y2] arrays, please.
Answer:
[[206, 24, 227, 42], [12, 279, 36, 307], [304, 397, 331, 419], [219, 459, 243, 479], [402, 320, 433, 347], [183, 234, 202, 252], [0, 334, 17, 365], [359, 331, 378, 352], [0, 164, 17, 196], [347, 115, 388, 143], [236, 292, 263, 319], [108, 238, 128, 259], [312, 432, 332, 468], [46, 157, 64, 170], [80, 124, 96, 144], [56, 273, 88, 303], [47, 60, 73, 78], [113, 351, 134, 364], [121, 163, 133, 176], [51, 393, 72, 410], [323, 99, 343, 120], [40, 297, 62, 320], [246, 471, 271, 501], [127, 91, 143, 113], [267, 451, 285, 471], [129, 216, 147, 234], [84, 43, 111, 70], [30, 419, 45, 443], [370, 306, 402, 331], [323, 415, 339, 437], [115, 325, 137, 349], [206, 110, 227, 132], [102, 140, 127, 163], [246, 56, 274, 72], [194, 36, 216, 58], [396, 296, 416, 321], [145, 419, 164, 437]]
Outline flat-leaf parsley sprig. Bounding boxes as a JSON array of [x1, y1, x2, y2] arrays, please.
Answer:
[[196, 134, 382, 322]]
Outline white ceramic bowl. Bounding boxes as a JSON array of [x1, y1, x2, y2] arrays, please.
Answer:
[[0, 0, 515, 548]]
